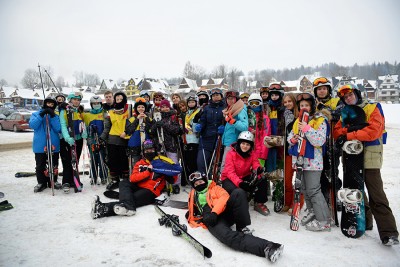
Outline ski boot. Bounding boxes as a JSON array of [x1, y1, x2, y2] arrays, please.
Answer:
[[113, 203, 136, 216], [62, 183, 70, 194], [34, 183, 47, 193], [254, 202, 270, 216], [264, 243, 284, 263], [91, 195, 108, 219], [301, 209, 315, 226], [382, 236, 399, 246], [106, 178, 120, 191]]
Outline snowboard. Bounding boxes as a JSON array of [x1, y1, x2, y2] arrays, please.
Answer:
[[339, 105, 367, 238], [154, 205, 212, 258], [15, 171, 89, 178]]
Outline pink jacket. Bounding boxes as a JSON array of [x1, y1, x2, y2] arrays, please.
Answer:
[[249, 112, 271, 160], [220, 145, 261, 187]]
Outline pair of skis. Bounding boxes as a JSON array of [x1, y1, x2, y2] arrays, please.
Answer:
[[67, 107, 82, 193], [88, 125, 108, 185], [290, 109, 309, 231]]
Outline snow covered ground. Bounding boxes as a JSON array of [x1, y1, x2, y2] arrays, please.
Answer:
[[0, 105, 399, 266]]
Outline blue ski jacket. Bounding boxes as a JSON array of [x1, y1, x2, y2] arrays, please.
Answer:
[[29, 109, 61, 153]]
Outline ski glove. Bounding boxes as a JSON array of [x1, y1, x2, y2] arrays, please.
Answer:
[[194, 123, 202, 133], [239, 181, 252, 192], [217, 125, 225, 135], [164, 175, 175, 184], [202, 212, 218, 227], [65, 137, 75, 146], [336, 135, 347, 148], [347, 123, 369, 133], [156, 120, 164, 128]]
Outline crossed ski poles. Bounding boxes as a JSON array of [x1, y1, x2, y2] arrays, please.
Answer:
[[88, 124, 108, 185]]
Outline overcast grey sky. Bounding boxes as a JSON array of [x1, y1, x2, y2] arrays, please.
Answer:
[[0, 0, 399, 85]]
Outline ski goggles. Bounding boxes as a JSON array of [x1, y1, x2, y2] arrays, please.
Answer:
[[296, 93, 314, 102], [188, 172, 204, 182], [259, 86, 269, 93], [240, 93, 249, 99], [269, 83, 282, 90], [210, 88, 223, 96], [313, 77, 330, 87], [337, 84, 357, 97], [249, 100, 262, 108], [225, 91, 238, 98], [68, 91, 83, 100]]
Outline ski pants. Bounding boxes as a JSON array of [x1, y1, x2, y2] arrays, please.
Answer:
[[107, 144, 129, 178], [104, 179, 155, 216], [364, 168, 398, 240], [35, 152, 59, 184], [222, 176, 269, 204], [284, 155, 304, 208], [60, 138, 83, 187], [182, 143, 199, 186], [301, 170, 330, 222], [205, 190, 273, 257], [88, 145, 106, 182]]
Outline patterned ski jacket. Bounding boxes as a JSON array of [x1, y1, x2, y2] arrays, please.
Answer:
[[60, 107, 87, 141], [287, 112, 329, 171], [333, 99, 387, 169], [249, 109, 271, 160], [83, 109, 106, 146], [29, 110, 61, 153]]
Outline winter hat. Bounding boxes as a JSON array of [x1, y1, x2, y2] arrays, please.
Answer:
[[134, 97, 148, 114], [113, 91, 128, 110], [160, 99, 171, 108], [43, 96, 57, 110]]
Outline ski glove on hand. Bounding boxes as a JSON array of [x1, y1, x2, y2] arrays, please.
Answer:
[[336, 135, 347, 148], [217, 125, 225, 135], [194, 123, 202, 133], [65, 137, 75, 146], [347, 123, 369, 133], [202, 212, 218, 227]]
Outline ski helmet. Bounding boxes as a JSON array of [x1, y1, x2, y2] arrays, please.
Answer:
[[337, 84, 362, 105], [142, 139, 155, 150], [248, 93, 262, 108], [296, 92, 316, 114], [196, 90, 209, 98], [240, 92, 250, 99], [196, 90, 209, 106], [225, 90, 239, 100], [268, 83, 284, 99], [55, 94, 66, 102], [90, 95, 103, 109], [237, 131, 254, 143], [186, 94, 198, 104], [67, 91, 83, 101], [139, 90, 150, 98], [312, 77, 332, 97], [209, 88, 223, 98], [188, 171, 208, 192], [43, 96, 57, 109], [259, 86, 269, 94]]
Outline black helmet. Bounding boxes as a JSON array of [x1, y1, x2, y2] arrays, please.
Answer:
[[43, 96, 57, 109], [268, 83, 284, 99], [188, 171, 208, 192]]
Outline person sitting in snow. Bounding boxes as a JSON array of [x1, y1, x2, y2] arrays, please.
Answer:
[[91, 139, 180, 219], [186, 171, 284, 263]]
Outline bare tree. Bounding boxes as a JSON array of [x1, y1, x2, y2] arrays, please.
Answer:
[[0, 79, 8, 86], [227, 67, 243, 90], [21, 68, 40, 89], [212, 64, 228, 78], [182, 61, 207, 85], [73, 71, 84, 87], [55, 76, 65, 88]]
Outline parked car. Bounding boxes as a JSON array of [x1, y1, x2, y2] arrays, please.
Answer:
[[0, 112, 32, 132]]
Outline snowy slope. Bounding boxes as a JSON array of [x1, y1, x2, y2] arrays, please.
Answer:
[[0, 105, 399, 266]]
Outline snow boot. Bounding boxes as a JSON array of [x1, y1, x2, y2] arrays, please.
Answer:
[[254, 202, 270, 216], [264, 243, 284, 263], [113, 203, 136, 216], [54, 182, 62, 190], [382, 236, 399, 246], [91, 195, 108, 219], [305, 219, 331, 232], [34, 183, 47, 193], [300, 209, 315, 226]]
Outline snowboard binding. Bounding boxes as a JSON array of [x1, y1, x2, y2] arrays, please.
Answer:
[[342, 140, 363, 155]]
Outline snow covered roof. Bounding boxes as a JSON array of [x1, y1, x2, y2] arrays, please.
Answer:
[[0, 86, 16, 97], [283, 80, 300, 89], [180, 78, 198, 90], [201, 79, 209, 86], [378, 74, 398, 82], [213, 78, 224, 85]]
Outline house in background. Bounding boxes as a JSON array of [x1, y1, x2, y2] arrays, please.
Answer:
[[98, 79, 120, 94], [174, 77, 198, 97], [377, 74, 399, 103], [200, 78, 229, 92]]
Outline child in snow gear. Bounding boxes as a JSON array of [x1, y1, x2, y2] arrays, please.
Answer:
[[240, 92, 250, 106], [151, 99, 181, 192], [220, 131, 270, 216], [125, 98, 153, 169], [196, 90, 209, 110], [149, 91, 164, 119], [100, 91, 131, 191], [83, 95, 108, 185], [195, 88, 225, 176], [313, 77, 344, 223], [59, 92, 87, 193], [282, 93, 304, 213], [334, 84, 399, 245], [220, 90, 249, 171], [91, 140, 179, 219], [259, 86, 270, 116], [30, 96, 62, 193], [287, 93, 331, 231], [186, 171, 284, 263]]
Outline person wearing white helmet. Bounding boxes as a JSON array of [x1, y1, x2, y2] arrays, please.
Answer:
[[220, 131, 270, 216], [83, 95, 108, 185]]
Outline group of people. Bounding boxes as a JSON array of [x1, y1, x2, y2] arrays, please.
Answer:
[[29, 77, 398, 263]]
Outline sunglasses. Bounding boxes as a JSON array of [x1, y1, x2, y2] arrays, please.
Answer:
[[313, 77, 329, 86], [269, 84, 282, 90], [188, 172, 203, 182], [296, 93, 314, 102], [249, 100, 261, 107]]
